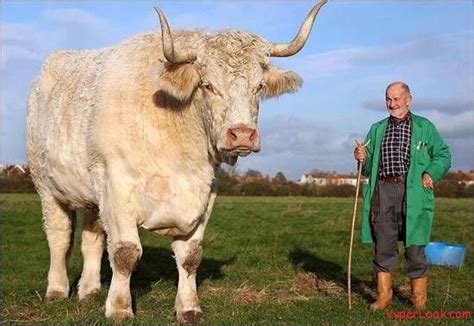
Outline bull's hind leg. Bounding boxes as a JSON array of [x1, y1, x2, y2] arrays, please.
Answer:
[[78, 209, 105, 301], [172, 192, 217, 323], [40, 194, 76, 302]]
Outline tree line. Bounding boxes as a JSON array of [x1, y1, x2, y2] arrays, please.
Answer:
[[1, 166, 473, 198]]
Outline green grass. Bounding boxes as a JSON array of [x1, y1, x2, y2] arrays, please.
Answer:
[[1, 194, 472, 324]]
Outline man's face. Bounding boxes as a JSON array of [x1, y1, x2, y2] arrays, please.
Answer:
[[385, 85, 412, 118]]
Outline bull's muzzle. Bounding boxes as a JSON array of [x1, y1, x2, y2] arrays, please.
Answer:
[[224, 124, 260, 156]]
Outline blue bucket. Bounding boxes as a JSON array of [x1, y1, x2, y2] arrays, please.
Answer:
[[425, 242, 466, 268]]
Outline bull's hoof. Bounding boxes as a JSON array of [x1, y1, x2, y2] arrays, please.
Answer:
[[78, 288, 100, 302], [177, 310, 203, 324], [107, 310, 134, 322], [45, 290, 68, 302]]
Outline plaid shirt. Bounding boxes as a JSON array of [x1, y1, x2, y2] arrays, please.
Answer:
[[379, 112, 412, 178]]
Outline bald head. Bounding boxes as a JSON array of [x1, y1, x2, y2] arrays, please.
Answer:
[[386, 81, 411, 96], [385, 81, 412, 118]]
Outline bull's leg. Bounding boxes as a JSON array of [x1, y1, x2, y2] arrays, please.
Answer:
[[40, 193, 76, 302], [78, 209, 104, 301], [172, 192, 217, 323], [105, 235, 142, 321], [101, 174, 142, 320]]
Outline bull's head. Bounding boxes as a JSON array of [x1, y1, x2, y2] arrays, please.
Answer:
[[154, 0, 327, 165]]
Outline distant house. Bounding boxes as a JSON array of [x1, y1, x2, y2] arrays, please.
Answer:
[[298, 174, 327, 186], [298, 172, 368, 186], [460, 172, 474, 186], [4, 164, 27, 176]]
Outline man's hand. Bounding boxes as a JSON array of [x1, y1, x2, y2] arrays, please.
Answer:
[[354, 140, 366, 163], [422, 173, 434, 189]]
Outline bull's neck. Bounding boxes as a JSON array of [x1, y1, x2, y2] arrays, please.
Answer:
[[159, 100, 219, 172]]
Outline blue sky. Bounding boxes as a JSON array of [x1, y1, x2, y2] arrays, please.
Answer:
[[2, 0, 473, 180]]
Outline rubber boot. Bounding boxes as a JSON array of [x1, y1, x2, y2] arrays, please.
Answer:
[[410, 277, 428, 309], [369, 272, 393, 311]]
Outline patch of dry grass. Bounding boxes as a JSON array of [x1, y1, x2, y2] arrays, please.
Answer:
[[233, 283, 267, 305], [2, 304, 49, 323], [201, 286, 229, 297], [293, 272, 344, 295]]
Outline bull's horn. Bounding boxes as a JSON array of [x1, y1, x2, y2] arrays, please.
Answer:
[[270, 0, 327, 57], [154, 6, 197, 63]]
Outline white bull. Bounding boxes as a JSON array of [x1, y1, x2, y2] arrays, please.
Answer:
[[26, 1, 327, 322]]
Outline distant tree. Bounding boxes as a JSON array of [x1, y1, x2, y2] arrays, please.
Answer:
[[245, 169, 262, 177], [274, 171, 287, 183], [221, 163, 239, 176]]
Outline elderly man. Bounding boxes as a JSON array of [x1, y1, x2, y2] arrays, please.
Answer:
[[354, 81, 451, 311]]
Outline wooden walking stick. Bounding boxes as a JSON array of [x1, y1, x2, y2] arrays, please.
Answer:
[[347, 139, 370, 309]]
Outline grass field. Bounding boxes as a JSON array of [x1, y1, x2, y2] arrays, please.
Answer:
[[1, 194, 472, 324]]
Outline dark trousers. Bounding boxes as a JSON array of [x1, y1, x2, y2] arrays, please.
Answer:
[[372, 179, 428, 278]]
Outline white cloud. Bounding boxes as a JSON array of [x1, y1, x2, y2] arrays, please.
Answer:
[[425, 110, 474, 140], [1, 45, 41, 68], [287, 33, 471, 77]]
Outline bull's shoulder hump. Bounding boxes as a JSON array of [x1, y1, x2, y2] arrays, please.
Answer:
[[44, 50, 88, 67], [41, 49, 104, 78]]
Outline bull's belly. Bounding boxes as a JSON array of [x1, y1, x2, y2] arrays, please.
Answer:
[[46, 171, 97, 208], [39, 152, 98, 208]]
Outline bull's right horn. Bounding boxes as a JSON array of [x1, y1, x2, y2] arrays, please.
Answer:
[[270, 0, 327, 57], [154, 6, 197, 63]]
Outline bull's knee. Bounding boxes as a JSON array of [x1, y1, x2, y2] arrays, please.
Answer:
[[113, 242, 141, 275], [177, 240, 203, 275]]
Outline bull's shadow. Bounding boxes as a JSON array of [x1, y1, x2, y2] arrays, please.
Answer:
[[131, 245, 235, 296], [72, 245, 235, 300], [288, 246, 375, 304]]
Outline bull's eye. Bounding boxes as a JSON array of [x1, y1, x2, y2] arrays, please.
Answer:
[[201, 83, 214, 93], [255, 83, 266, 93]]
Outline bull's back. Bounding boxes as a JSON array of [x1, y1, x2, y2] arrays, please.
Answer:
[[27, 50, 105, 207]]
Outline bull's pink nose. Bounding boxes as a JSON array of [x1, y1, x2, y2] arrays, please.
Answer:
[[226, 125, 259, 149]]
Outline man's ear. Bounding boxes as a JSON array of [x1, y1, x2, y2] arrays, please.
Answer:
[[263, 65, 302, 99], [156, 63, 200, 103]]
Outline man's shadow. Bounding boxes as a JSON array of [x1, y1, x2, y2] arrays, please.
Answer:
[[288, 246, 375, 304]]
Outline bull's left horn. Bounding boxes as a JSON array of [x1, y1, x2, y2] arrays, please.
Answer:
[[270, 0, 327, 57], [154, 6, 197, 63]]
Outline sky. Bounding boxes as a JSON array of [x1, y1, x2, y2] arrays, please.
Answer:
[[2, 0, 473, 180]]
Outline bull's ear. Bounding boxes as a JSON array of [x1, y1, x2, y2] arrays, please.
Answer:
[[157, 63, 200, 103], [262, 65, 302, 98]]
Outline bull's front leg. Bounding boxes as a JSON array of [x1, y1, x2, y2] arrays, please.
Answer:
[[172, 192, 216, 323], [101, 171, 142, 321]]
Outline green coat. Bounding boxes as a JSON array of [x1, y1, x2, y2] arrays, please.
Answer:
[[361, 113, 451, 247]]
